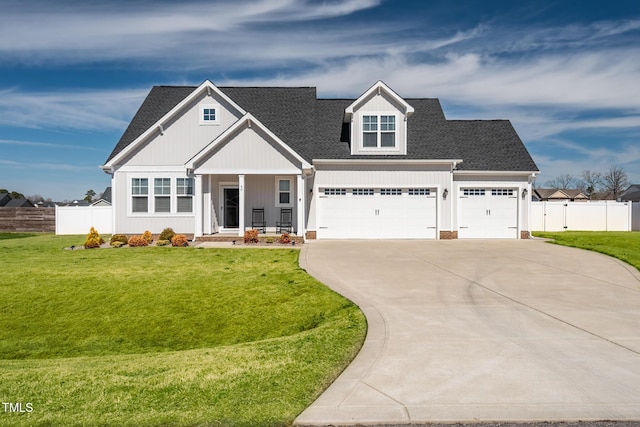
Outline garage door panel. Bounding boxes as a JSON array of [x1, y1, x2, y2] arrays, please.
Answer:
[[459, 188, 518, 239], [318, 189, 437, 239]]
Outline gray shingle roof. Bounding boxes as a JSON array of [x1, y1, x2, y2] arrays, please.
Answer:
[[106, 85, 539, 172]]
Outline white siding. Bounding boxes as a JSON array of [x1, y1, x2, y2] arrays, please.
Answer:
[[113, 171, 196, 235], [350, 92, 407, 156], [124, 92, 243, 166], [195, 124, 302, 173]]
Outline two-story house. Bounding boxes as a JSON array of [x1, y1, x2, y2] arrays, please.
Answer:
[[101, 80, 539, 239]]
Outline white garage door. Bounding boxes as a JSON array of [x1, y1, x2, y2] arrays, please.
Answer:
[[458, 188, 518, 238], [317, 188, 437, 239]]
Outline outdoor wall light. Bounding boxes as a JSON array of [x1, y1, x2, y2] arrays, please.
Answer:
[[522, 188, 528, 199], [443, 188, 448, 200]]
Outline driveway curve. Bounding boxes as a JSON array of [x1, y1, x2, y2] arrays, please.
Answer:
[[295, 239, 640, 425]]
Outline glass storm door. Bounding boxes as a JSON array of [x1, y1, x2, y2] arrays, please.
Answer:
[[223, 188, 240, 228]]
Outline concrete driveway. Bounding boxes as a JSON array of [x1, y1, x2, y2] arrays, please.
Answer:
[[294, 239, 640, 425]]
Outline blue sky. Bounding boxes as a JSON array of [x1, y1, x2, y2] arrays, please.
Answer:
[[1, 0, 639, 201]]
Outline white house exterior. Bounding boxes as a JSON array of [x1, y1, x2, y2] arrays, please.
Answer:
[[101, 80, 539, 240]]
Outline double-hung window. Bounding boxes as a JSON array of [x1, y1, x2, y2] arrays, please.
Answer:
[[177, 178, 194, 213], [276, 178, 292, 207], [131, 178, 148, 213], [362, 114, 396, 148], [154, 178, 171, 213]]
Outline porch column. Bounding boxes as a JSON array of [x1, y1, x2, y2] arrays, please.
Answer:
[[297, 174, 304, 237], [194, 175, 203, 238], [238, 174, 245, 237]]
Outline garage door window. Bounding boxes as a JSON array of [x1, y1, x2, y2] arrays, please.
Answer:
[[353, 188, 374, 196], [491, 189, 515, 196], [408, 188, 431, 195], [463, 188, 485, 196], [381, 188, 402, 195], [323, 188, 347, 196]]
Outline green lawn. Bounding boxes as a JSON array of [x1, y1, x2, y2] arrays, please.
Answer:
[[0, 234, 366, 426], [532, 231, 640, 271]]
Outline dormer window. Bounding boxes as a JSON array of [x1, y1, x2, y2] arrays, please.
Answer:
[[199, 104, 219, 125], [362, 114, 396, 148]]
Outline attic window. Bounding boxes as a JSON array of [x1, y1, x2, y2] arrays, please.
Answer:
[[362, 114, 396, 148], [199, 104, 219, 125]]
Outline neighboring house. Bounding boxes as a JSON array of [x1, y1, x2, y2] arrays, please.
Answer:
[[0, 193, 11, 207], [91, 187, 112, 206], [620, 184, 640, 202], [4, 198, 35, 207], [533, 188, 589, 202], [101, 80, 539, 239]]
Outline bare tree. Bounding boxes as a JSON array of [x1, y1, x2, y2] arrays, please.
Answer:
[[544, 174, 580, 190], [602, 165, 630, 199], [581, 170, 603, 199]]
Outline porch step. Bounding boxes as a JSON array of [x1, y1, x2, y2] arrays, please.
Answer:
[[196, 234, 304, 244]]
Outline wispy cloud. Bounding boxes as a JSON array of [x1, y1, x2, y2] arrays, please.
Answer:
[[0, 138, 103, 151], [0, 88, 147, 131]]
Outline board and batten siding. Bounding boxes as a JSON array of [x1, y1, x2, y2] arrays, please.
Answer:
[[350, 92, 408, 156], [113, 171, 195, 235], [194, 124, 303, 174], [123, 92, 243, 166]]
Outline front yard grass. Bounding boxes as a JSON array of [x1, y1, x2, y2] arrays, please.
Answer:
[[532, 231, 640, 271], [0, 234, 366, 426]]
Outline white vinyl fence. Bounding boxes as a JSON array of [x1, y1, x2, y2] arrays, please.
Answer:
[[532, 201, 633, 232], [55, 205, 113, 235], [634, 202, 640, 231]]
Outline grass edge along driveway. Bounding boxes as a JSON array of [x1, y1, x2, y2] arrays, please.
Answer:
[[0, 233, 367, 427], [533, 231, 640, 272]]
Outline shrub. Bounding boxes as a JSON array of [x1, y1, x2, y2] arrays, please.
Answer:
[[111, 241, 126, 248], [244, 229, 259, 244], [171, 234, 189, 247], [142, 230, 153, 244], [128, 235, 148, 247], [109, 234, 128, 247], [84, 227, 104, 249], [265, 236, 274, 244], [156, 240, 170, 246], [279, 232, 291, 244], [159, 227, 175, 242]]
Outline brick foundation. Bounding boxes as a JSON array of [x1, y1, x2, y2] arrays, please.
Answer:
[[305, 230, 317, 240], [439, 230, 458, 240], [521, 231, 531, 239]]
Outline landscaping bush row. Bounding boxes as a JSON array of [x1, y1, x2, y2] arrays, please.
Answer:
[[83, 227, 189, 249], [243, 229, 294, 245]]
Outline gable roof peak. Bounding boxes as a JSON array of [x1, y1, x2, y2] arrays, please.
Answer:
[[345, 80, 415, 118]]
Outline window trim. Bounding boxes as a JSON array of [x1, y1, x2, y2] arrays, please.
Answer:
[[360, 112, 398, 150], [199, 104, 220, 125], [275, 177, 293, 207], [128, 175, 195, 216], [177, 178, 194, 213], [131, 178, 149, 213]]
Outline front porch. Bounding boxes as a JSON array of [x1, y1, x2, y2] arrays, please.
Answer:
[[195, 173, 308, 240]]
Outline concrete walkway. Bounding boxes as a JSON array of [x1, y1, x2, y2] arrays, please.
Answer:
[[295, 239, 640, 425]]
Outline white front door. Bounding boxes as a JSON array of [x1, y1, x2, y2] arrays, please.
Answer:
[[317, 188, 437, 239], [458, 188, 518, 238]]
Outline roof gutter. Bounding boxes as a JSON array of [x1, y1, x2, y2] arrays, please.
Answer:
[[312, 159, 463, 166]]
